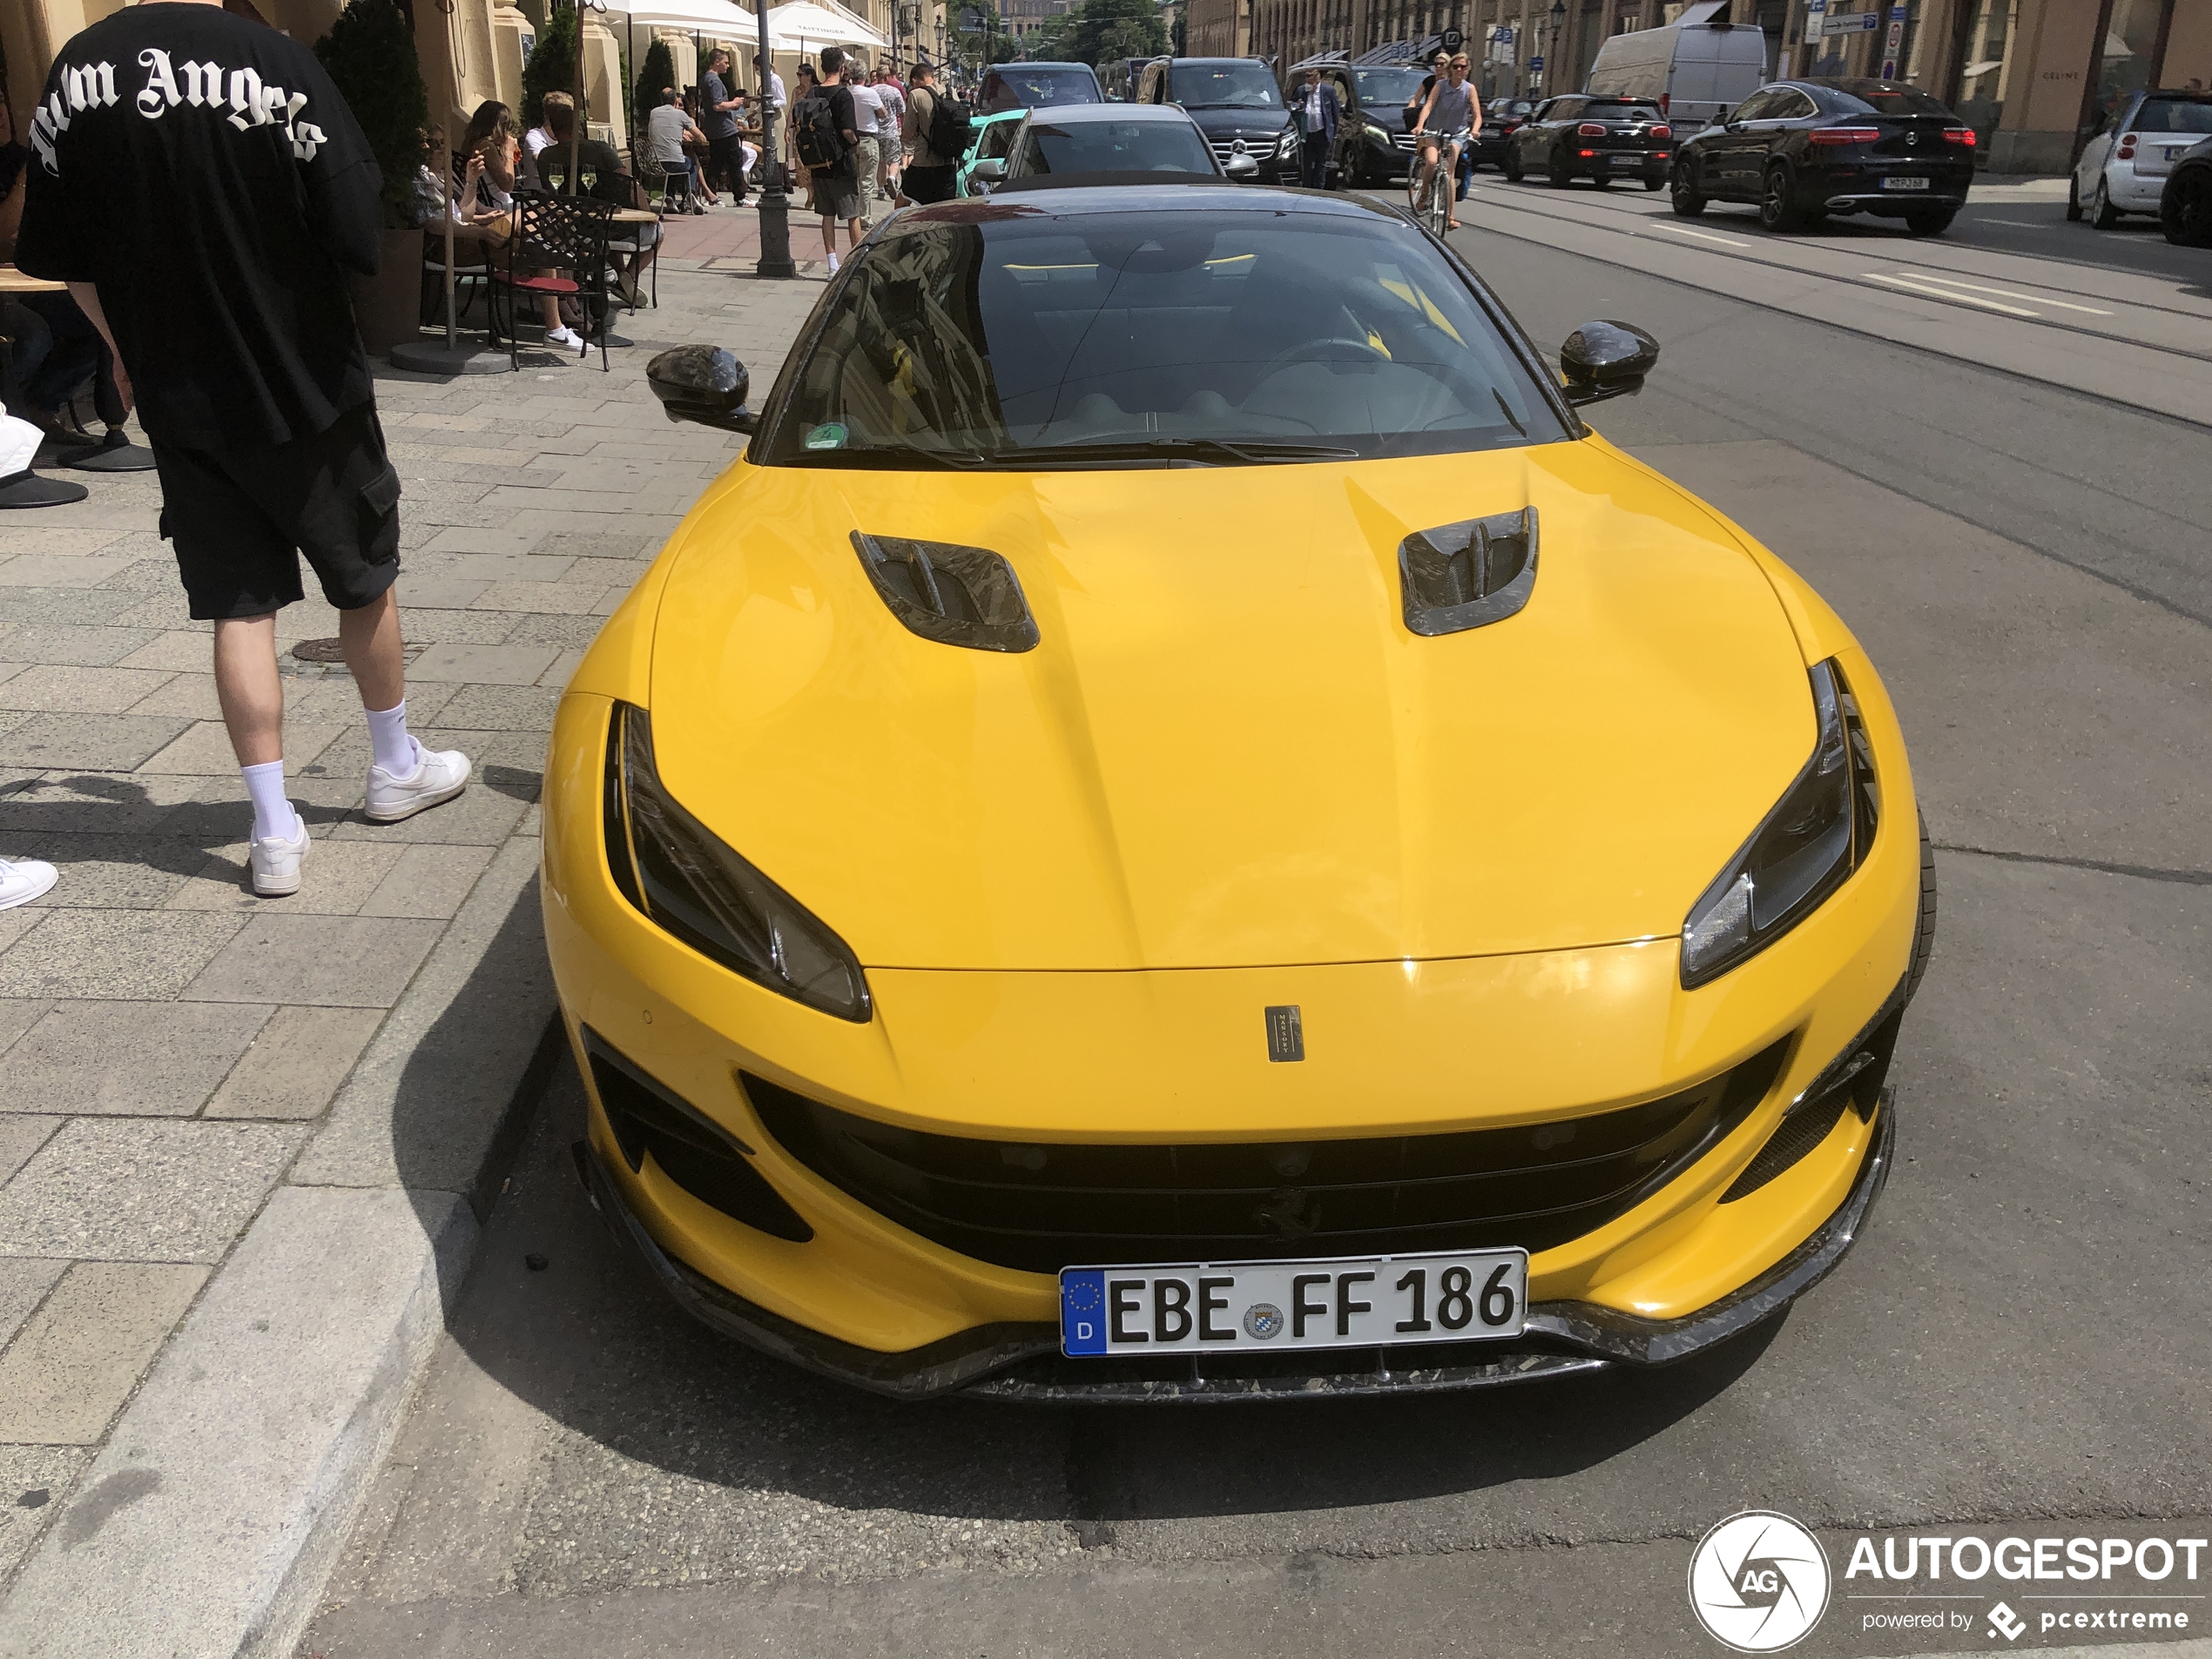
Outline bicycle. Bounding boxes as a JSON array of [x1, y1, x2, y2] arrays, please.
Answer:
[[1411, 126, 1472, 236]]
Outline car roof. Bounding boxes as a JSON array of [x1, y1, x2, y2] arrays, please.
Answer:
[[1021, 103, 1198, 125], [1170, 57, 1270, 67], [990, 61, 1094, 73], [905, 182, 1404, 224]]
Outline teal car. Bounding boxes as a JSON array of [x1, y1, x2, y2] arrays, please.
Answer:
[[956, 108, 1028, 196]]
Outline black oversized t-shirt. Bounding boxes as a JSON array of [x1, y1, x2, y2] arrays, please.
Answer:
[[14, 3, 383, 448]]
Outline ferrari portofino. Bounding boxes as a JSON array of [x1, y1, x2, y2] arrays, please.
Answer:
[[543, 185, 1931, 1400]]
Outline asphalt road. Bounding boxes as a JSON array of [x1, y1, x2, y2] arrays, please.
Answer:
[[299, 192, 2212, 1659]]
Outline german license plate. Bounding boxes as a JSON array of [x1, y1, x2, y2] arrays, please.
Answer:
[[1060, 1248, 1528, 1357], [1881, 176, 1931, 191]]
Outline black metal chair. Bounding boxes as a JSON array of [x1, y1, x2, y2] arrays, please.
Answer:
[[489, 190, 617, 373]]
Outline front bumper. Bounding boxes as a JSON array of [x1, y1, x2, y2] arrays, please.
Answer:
[[577, 1089, 1894, 1401]]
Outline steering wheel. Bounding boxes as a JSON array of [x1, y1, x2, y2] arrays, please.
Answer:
[[1256, 336, 1392, 381]]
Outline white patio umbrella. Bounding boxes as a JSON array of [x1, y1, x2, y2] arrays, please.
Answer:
[[765, 0, 888, 51]]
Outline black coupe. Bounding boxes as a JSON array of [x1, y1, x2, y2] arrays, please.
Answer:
[[1502, 94, 1673, 189], [1670, 78, 1976, 235]]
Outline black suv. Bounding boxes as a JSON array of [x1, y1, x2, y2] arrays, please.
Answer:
[[1502, 94, 1674, 189], [1134, 57, 1297, 183], [1315, 63, 1433, 188]]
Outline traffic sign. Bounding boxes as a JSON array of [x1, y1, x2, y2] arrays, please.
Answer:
[[1493, 24, 1513, 41], [1527, 54, 1543, 69], [1804, 0, 1825, 41], [1827, 10, 1880, 30]]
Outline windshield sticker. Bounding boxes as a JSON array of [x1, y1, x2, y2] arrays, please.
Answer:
[[804, 423, 849, 450]]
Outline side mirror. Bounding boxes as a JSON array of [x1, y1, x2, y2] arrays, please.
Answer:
[[1559, 320, 1659, 408], [1224, 152, 1259, 180], [971, 157, 1007, 182], [647, 345, 755, 434]]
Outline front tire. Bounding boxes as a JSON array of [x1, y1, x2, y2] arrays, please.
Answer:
[[2065, 174, 2084, 221], [2090, 176, 2120, 229], [1670, 158, 1707, 216], [1905, 810, 1938, 1006], [1502, 148, 1524, 183], [1758, 161, 1804, 231]]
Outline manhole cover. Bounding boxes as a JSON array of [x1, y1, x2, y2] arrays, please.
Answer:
[[292, 638, 347, 664]]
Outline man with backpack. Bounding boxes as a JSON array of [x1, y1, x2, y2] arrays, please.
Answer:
[[900, 62, 961, 206], [795, 46, 863, 273]]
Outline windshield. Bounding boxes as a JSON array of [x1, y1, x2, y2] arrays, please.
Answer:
[[1173, 64, 1282, 110], [1019, 120, 1217, 176], [761, 207, 1568, 469], [1823, 80, 1956, 118], [1587, 100, 1663, 120], [1353, 68, 1429, 104], [2130, 98, 2212, 134], [991, 68, 1102, 108]]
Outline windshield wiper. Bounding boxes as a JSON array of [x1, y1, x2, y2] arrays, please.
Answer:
[[1008, 437, 1362, 467], [786, 444, 993, 471]]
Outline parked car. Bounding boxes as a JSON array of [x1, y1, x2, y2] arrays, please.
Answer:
[[1135, 57, 1298, 185], [597, 179, 1925, 1400], [1583, 0, 1769, 132], [1503, 95, 1673, 189], [2159, 133, 2212, 246], [978, 62, 1105, 115], [982, 104, 1240, 190], [1671, 78, 1975, 234], [2071, 89, 2212, 228], [1305, 63, 1427, 188], [1470, 98, 1535, 171], [955, 108, 1028, 197]]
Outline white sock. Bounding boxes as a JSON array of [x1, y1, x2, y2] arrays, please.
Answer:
[[241, 761, 297, 844], [366, 701, 420, 777]]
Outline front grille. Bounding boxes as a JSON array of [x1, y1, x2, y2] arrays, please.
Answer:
[[1208, 141, 1240, 164], [1723, 1008, 1898, 1202], [746, 1039, 1789, 1273], [1393, 132, 1418, 150]]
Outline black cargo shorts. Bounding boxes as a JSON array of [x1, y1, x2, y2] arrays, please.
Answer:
[[150, 401, 402, 620]]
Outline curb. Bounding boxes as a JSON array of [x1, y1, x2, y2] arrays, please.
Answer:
[[0, 853, 562, 1659]]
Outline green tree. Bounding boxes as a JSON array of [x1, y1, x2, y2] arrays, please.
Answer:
[[315, 0, 430, 228], [523, 1, 580, 128], [633, 37, 676, 128]]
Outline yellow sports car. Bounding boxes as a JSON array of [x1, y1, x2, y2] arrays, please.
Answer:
[[543, 185, 1932, 1400]]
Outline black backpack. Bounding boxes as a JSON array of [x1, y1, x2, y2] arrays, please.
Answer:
[[925, 91, 973, 162], [792, 91, 847, 171]]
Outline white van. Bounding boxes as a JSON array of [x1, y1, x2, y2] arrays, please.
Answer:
[[1585, 0, 1770, 132]]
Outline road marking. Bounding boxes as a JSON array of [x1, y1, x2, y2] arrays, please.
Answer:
[[1902, 270, 2116, 314], [1654, 223, 1753, 246], [1972, 217, 2051, 227], [1862, 271, 2040, 315]]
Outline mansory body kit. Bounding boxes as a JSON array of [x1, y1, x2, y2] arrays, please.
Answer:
[[543, 185, 1930, 1400]]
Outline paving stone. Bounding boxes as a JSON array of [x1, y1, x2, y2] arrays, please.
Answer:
[[95, 558, 188, 594], [0, 1258, 68, 1352], [0, 1118, 305, 1262], [529, 529, 657, 561], [0, 1446, 91, 1581], [179, 914, 443, 1008], [0, 664, 178, 715], [0, 910, 245, 1001], [435, 552, 577, 583], [31, 831, 208, 909], [0, 528, 132, 558], [119, 671, 221, 720], [355, 841, 496, 921], [537, 647, 584, 689], [0, 711, 191, 772], [205, 1006, 387, 1121], [136, 718, 345, 776], [392, 576, 490, 610], [0, 1262, 212, 1445], [0, 555, 138, 590], [0, 770, 208, 834], [0, 1116, 60, 1185], [0, 624, 161, 667], [112, 630, 213, 673], [0, 909, 45, 957], [469, 577, 615, 615], [165, 837, 404, 916], [0, 998, 54, 1058], [5, 1001, 276, 1116], [403, 643, 563, 685], [505, 612, 606, 646], [426, 684, 561, 732], [392, 607, 522, 645]]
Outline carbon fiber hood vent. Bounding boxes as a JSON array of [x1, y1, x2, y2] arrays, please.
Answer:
[[1399, 507, 1539, 637], [852, 532, 1040, 652]]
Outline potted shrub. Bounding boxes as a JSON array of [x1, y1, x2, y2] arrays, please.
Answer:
[[317, 0, 431, 354]]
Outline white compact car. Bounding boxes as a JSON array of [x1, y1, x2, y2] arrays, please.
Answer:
[[2071, 89, 2212, 228]]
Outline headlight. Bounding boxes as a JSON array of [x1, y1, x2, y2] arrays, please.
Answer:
[[604, 703, 871, 1021], [1365, 122, 1391, 143], [1276, 128, 1298, 158], [1679, 659, 1880, 988]]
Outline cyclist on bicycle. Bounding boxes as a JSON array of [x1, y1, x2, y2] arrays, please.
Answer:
[[1411, 54, 1480, 232]]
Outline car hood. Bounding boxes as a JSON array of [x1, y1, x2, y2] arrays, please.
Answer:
[[1180, 107, 1294, 143], [647, 438, 1814, 971]]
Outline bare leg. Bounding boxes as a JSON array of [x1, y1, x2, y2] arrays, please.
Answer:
[[212, 613, 284, 767], [821, 216, 837, 260], [341, 587, 407, 712]]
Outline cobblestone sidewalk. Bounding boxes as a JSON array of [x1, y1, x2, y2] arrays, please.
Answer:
[[0, 246, 822, 1629]]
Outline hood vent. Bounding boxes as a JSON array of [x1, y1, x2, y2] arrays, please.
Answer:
[[1399, 508, 1540, 638], [851, 533, 1040, 653]]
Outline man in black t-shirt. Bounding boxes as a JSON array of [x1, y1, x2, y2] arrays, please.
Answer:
[[812, 47, 863, 275], [15, 0, 472, 899]]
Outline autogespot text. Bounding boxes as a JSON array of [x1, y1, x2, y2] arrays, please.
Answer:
[[1849, 1534, 2204, 1636]]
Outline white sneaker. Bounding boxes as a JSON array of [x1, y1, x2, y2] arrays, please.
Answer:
[[0, 858, 58, 911], [248, 809, 310, 898], [364, 742, 472, 824], [826, 252, 840, 275], [546, 326, 589, 356]]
